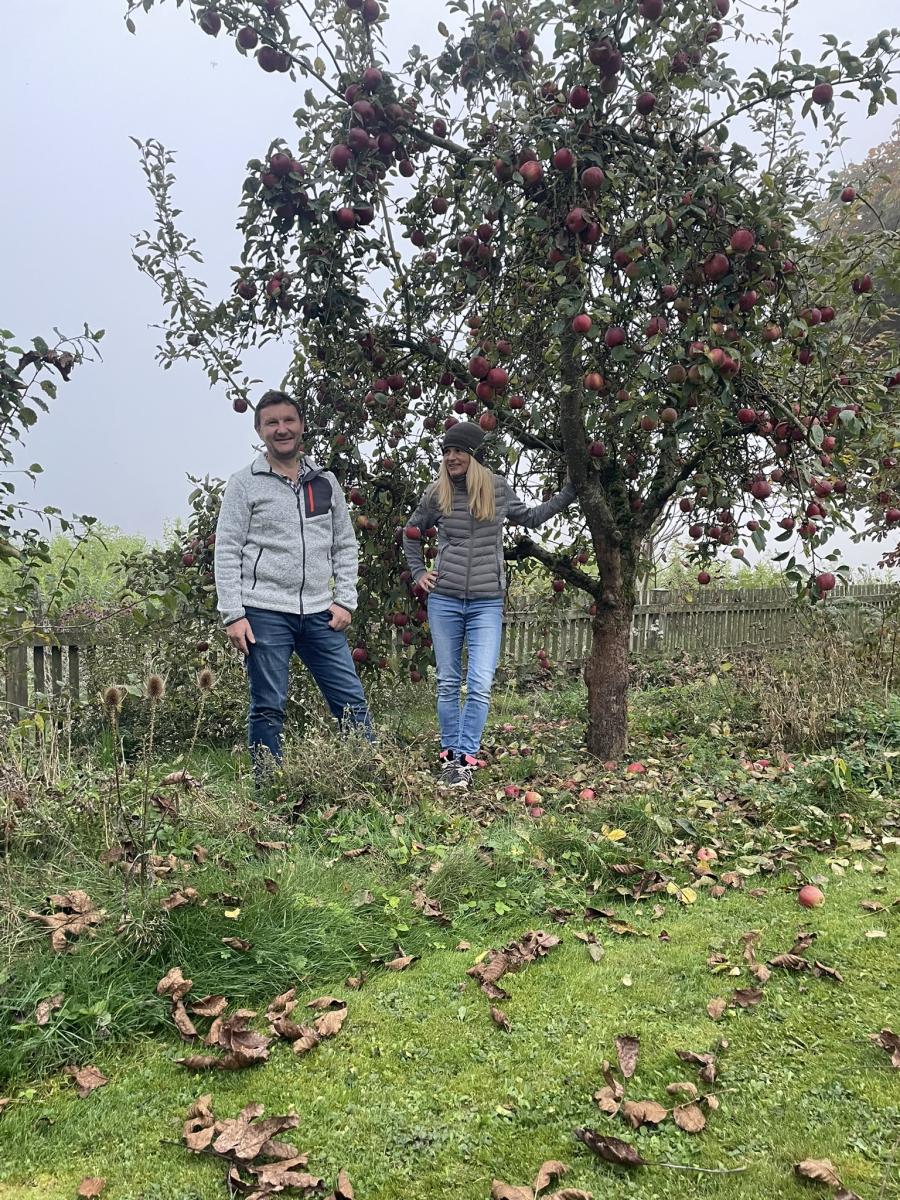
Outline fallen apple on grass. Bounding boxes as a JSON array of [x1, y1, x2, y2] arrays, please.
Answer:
[[798, 884, 825, 908]]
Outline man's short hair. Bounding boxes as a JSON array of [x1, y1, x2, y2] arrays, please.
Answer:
[[254, 390, 305, 429]]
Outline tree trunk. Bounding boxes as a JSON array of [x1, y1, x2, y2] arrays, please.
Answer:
[[584, 539, 636, 761], [584, 599, 633, 760]]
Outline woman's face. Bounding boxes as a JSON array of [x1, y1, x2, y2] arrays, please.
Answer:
[[443, 447, 471, 477]]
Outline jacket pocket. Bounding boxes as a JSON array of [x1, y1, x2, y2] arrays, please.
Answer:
[[303, 476, 333, 519], [251, 547, 264, 589]]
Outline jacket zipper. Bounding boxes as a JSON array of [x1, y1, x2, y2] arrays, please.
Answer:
[[272, 470, 306, 613], [251, 547, 263, 589], [464, 507, 475, 597]]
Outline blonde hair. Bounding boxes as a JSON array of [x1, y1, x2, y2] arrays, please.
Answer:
[[431, 456, 497, 522]]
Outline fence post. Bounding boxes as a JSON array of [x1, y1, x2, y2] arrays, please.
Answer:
[[4, 612, 28, 721]]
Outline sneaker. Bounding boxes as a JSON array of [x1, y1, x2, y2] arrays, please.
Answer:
[[438, 750, 458, 786], [455, 754, 479, 788]]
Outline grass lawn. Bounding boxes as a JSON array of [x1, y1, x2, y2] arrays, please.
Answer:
[[1, 854, 897, 1200]]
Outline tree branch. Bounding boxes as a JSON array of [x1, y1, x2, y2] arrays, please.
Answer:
[[504, 536, 600, 595]]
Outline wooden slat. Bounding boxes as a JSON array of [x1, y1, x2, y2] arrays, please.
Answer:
[[33, 645, 46, 697], [51, 646, 63, 696], [69, 645, 80, 701]]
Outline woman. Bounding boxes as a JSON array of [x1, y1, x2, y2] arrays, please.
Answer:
[[403, 421, 576, 789]]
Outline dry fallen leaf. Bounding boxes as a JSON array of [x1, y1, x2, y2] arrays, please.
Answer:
[[674, 1049, 717, 1084], [35, 992, 64, 1026], [621, 1099, 667, 1128], [183, 1093, 216, 1151], [706, 997, 727, 1021], [490, 1006, 511, 1032], [533, 1161, 568, 1192], [66, 1065, 108, 1098], [26, 891, 105, 953], [221, 937, 252, 952], [794, 1159, 844, 1188], [384, 954, 416, 971], [665, 1081, 698, 1099], [291, 1027, 322, 1056], [615, 1034, 639, 1079], [171, 1000, 199, 1042], [156, 967, 192, 1001], [574, 1129, 645, 1168], [729, 987, 764, 1008], [265, 989, 297, 1023], [188, 995, 228, 1019], [672, 1102, 706, 1133], [546, 1190, 592, 1200], [491, 1183, 533, 1200], [212, 1105, 300, 1162], [412, 885, 450, 925], [76, 1178, 107, 1198], [160, 769, 199, 788], [334, 1167, 355, 1199], [313, 1006, 347, 1039], [592, 1085, 621, 1117], [306, 995, 344, 1011], [870, 1028, 900, 1068]]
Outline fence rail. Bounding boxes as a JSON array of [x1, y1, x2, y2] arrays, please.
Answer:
[[499, 582, 898, 667], [3, 583, 897, 717]]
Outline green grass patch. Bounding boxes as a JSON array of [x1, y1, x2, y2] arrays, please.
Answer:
[[1, 857, 897, 1200]]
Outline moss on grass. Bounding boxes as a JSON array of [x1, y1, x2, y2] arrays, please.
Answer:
[[1, 857, 897, 1200]]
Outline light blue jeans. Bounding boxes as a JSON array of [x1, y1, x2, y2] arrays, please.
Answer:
[[427, 595, 504, 758]]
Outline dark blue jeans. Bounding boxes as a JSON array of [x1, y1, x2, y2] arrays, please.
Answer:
[[244, 606, 373, 766]]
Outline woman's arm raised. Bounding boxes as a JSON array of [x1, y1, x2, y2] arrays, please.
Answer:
[[503, 478, 577, 530]]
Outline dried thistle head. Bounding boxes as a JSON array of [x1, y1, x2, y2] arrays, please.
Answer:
[[146, 674, 166, 702], [196, 667, 215, 693], [102, 685, 124, 714]]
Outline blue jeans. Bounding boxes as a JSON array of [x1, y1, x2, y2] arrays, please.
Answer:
[[427, 595, 503, 759], [244, 606, 373, 766]]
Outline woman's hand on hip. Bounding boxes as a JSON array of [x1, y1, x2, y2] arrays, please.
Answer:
[[417, 569, 438, 593]]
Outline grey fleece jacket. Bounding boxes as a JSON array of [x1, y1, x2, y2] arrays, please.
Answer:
[[403, 474, 577, 599], [214, 454, 359, 627]]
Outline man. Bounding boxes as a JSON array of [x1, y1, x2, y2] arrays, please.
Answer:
[[214, 389, 373, 768]]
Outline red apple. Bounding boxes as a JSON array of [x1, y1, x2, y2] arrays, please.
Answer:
[[730, 228, 755, 254], [572, 313, 592, 335], [635, 91, 657, 115], [568, 85, 590, 109], [798, 884, 825, 907], [553, 147, 575, 170], [604, 326, 626, 348], [811, 82, 833, 106], [580, 166, 605, 190]]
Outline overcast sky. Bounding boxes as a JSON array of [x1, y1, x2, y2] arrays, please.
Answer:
[[4, 0, 897, 566]]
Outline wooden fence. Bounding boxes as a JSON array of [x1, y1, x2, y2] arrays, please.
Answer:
[[3, 583, 897, 717], [499, 581, 898, 668]]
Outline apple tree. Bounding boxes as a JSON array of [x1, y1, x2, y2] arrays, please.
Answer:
[[129, 0, 900, 757], [0, 326, 103, 643]]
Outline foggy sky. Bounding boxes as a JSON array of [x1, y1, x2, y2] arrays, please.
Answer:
[[4, 0, 897, 567]]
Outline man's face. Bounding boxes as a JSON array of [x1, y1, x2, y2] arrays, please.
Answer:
[[443, 447, 471, 478], [258, 402, 304, 461]]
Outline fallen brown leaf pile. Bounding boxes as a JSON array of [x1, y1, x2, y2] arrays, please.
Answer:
[[163, 979, 349, 1069], [181, 1096, 352, 1199], [26, 891, 105, 953], [768, 930, 844, 983], [590, 1037, 719, 1137], [467, 930, 561, 1001]]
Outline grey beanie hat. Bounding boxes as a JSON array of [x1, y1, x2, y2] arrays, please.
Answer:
[[440, 420, 487, 459]]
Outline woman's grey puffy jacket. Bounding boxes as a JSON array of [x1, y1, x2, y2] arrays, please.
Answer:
[[402, 474, 577, 599]]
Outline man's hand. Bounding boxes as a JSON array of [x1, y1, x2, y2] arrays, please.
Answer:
[[328, 603, 352, 631], [227, 617, 256, 656], [417, 569, 438, 593]]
